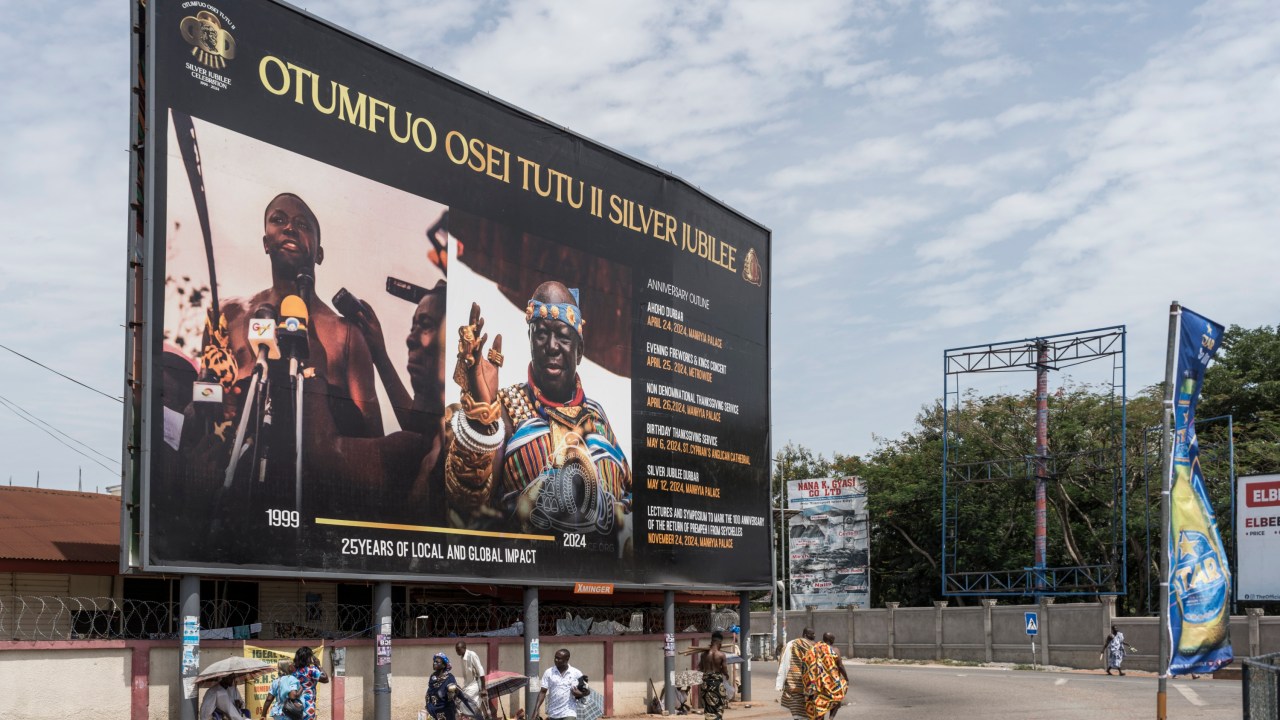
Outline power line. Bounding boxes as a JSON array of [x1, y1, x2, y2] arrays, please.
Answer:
[[0, 393, 117, 464], [0, 395, 119, 475], [0, 343, 122, 403]]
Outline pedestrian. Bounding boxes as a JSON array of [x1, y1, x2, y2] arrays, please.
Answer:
[[292, 646, 329, 719], [775, 627, 816, 720], [802, 633, 848, 720], [261, 660, 302, 720], [453, 641, 489, 719], [1102, 625, 1135, 676], [531, 648, 588, 720], [698, 631, 729, 720], [200, 677, 242, 720], [425, 653, 476, 720]]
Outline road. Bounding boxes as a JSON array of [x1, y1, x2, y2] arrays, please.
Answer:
[[649, 660, 1242, 719]]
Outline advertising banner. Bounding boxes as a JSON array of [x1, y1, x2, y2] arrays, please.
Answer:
[[1237, 474, 1280, 602], [786, 477, 869, 609], [132, 0, 770, 588], [1167, 307, 1232, 675]]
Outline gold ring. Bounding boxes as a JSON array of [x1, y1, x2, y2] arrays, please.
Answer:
[[487, 349, 504, 367], [460, 325, 477, 344]]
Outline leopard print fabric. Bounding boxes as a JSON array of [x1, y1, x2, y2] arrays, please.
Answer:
[[200, 308, 238, 391]]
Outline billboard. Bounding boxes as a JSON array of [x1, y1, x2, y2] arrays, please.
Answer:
[[124, 0, 771, 589], [786, 477, 869, 609], [1237, 473, 1280, 602]]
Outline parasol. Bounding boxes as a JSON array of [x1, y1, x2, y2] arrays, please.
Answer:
[[483, 670, 529, 699], [575, 689, 605, 720], [195, 656, 275, 687]]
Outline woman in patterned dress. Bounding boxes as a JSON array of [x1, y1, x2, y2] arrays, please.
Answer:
[[292, 646, 329, 719]]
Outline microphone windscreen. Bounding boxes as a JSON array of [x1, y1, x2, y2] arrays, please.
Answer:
[[280, 294, 309, 323], [296, 273, 315, 301], [253, 303, 278, 321]]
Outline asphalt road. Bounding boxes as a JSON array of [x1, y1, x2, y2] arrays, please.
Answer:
[[706, 660, 1243, 720]]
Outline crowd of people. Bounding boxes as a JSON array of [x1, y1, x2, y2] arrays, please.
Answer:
[[202, 642, 596, 720]]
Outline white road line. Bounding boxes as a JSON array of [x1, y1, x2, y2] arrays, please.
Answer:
[[1054, 678, 1068, 686], [1173, 683, 1205, 706]]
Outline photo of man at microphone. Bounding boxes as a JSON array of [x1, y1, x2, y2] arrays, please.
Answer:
[[158, 114, 450, 565]]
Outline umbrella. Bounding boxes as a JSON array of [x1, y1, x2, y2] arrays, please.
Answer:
[[575, 690, 604, 720], [196, 657, 275, 687], [483, 670, 529, 699], [481, 672, 529, 720]]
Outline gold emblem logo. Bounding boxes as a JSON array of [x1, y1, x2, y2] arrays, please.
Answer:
[[742, 247, 763, 286], [180, 10, 236, 69]]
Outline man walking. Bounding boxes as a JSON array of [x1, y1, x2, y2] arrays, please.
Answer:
[[531, 648, 587, 720], [699, 631, 729, 720]]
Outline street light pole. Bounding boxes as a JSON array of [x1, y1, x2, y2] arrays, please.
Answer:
[[770, 458, 779, 656]]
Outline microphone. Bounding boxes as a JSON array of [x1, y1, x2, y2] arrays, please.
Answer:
[[192, 370, 224, 407], [296, 273, 315, 307], [190, 369, 223, 441], [247, 304, 280, 372], [278, 294, 310, 380]]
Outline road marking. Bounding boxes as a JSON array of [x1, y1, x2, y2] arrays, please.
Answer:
[[1054, 678, 1068, 686], [1173, 683, 1205, 706]]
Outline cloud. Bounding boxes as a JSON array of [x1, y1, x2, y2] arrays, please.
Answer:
[[899, 0, 1280, 348], [924, 0, 1007, 36], [916, 148, 1049, 191], [768, 136, 930, 189], [852, 56, 1028, 107]]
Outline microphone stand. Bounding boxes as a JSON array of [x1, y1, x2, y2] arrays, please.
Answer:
[[224, 358, 268, 489], [294, 360, 305, 519]]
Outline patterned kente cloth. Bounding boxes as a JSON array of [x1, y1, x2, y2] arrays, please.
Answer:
[[780, 638, 814, 719], [498, 381, 630, 506], [701, 672, 725, 720], [802, 642, 848, 719]]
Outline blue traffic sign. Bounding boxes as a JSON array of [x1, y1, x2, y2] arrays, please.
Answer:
[[1025, 611, 1039, 636]]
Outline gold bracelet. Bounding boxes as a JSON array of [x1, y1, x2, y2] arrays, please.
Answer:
[[461, 393, 503, 426]]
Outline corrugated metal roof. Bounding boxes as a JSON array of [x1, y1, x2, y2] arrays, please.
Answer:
[[0, 486, 120, 563]]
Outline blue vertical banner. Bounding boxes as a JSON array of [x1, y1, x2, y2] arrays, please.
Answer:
[[1168, 306, 1232, 675]]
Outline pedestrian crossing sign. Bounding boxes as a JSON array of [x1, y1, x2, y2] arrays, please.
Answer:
[[1025, 611, 1038, 636]]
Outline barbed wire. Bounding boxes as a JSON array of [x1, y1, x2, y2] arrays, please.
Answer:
[[0, 596, 738, 642]]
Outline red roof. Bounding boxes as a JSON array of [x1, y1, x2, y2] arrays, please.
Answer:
[[0, 486, 120, 563]]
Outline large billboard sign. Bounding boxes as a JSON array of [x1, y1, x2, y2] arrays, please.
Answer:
[[124, 0, 771, 588], [1237, 473, 1280, 602], [786, 477, 869, 609]]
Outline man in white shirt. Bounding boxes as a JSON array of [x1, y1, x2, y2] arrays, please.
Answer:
[[531, 648, 587, 720], [454, 640, 488, 718], [200, 677, 242, 720]]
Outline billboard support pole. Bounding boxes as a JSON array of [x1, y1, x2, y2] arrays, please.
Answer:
[[739, 590, 752, 702], [179, 575, 199, 720], [523, 587, 539, 715], [373, 582, 391, 720], [1034, 340, 1050, 599], [664, 590, 676, 715]]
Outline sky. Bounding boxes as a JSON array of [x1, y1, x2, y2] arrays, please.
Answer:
[[0, 0, 1276, 492]]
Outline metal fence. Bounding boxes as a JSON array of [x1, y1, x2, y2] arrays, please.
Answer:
[[0, 596, 737, 642], [1245, 652, 1280, 720]]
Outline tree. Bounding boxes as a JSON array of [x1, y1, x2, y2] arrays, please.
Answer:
[[1200, 324, 1280, 476]]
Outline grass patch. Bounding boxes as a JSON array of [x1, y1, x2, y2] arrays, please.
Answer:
[[1013, 664, 1042, 671]]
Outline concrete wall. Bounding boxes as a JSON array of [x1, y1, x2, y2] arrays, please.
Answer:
[[752, 602, 1280, 674], [0, 647, 130, 720], [0, 633, 709, 719]]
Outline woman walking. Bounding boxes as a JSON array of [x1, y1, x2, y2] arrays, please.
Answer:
[[1103, 625, 1134, 676]]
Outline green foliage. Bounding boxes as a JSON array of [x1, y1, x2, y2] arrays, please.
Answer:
[[775, 323, 1277, 614]]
